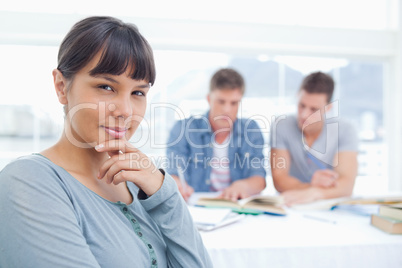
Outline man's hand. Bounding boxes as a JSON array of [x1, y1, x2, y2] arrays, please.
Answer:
[[219, 180, 254, 202], [171, 175, 194, 202], [281, 187, 324, 206], [311, 169, 339, 188]]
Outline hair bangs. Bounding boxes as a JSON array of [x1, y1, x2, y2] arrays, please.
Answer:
[[89, 26, 156, 85]]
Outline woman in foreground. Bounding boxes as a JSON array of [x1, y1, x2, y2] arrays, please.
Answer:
[[0, 16, 212, 268]]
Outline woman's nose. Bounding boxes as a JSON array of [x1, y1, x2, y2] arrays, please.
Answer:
[[110, 96, 132, 119]]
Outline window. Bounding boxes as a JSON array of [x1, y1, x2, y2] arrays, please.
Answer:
[[1, 46, 386, 194], [0, 45, 62, 168], [1, 0, 399, 192], [148, 52, 387, 194]]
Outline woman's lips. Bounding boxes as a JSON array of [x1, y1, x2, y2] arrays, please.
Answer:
[[103, 127, 127, 139]]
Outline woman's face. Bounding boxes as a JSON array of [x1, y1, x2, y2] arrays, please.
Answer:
[[56, 53, 150, 148]]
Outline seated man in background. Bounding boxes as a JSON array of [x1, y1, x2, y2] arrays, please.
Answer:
[[166, 68, 266, 201], [270, 71, 358, 206]]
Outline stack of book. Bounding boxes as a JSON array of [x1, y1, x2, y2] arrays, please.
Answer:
[[371, 203, 402, 234]]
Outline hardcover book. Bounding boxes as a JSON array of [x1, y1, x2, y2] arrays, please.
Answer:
[[371, 214, 402, 234], [378, 203, 402, 221]]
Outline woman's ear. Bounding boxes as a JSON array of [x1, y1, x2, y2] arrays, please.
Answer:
[[52, 69, 68, 105]]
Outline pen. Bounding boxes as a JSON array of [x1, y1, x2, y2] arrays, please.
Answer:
[[306, 152, 326, 170], [303, 214, 337, 224], [177, 165, 187, 192]]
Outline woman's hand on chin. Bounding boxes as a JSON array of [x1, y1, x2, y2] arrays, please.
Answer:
[[95, 140, 164, 196]]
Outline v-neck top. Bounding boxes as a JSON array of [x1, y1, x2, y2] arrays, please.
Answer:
[[0, 154, 212, 267]]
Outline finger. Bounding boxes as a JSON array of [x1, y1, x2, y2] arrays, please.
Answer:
[[239, 192, 248, 200], [110, 170, 124, 185], [324, 178, 337, 187], [95, 140, 139, 154], [315, 173, 335, 183], [322, 180, 333, 188], [281, 192, 296, 206], [183, 188, 192, 201], [99, 151, 146, 179], [188, 186, 195, 196], [315, 169, 333, 178], [313, 170, 325, 176], [113, 170, 164, 196], [230, 192, 239, 202], [177, 183, 186, 196], [217, 190, 226, 199], [222, 190, 232, 200], [107, 149, 123, 158], [176, 185, 188, 200], [98, 154, 132, 179], [130, 156, 156, 172], [322, 169, 338, 177], [111, 169, 139, 185], [98, 154, 120, 179], [283, 196, 293, 206], [104, 159, 133, 184], [288, 199, 301, 206], [184, 187, 195, 201], [284, 193, 300, 206], [323, 177, 336, 188]]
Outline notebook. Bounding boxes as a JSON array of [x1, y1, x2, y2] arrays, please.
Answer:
[[187, 206, 245, 231]]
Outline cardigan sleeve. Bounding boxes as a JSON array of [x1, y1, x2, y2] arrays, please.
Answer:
[[139, 172, 213, 268]]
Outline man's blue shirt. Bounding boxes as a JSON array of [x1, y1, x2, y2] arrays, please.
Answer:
[[166, 112, 266, 192]]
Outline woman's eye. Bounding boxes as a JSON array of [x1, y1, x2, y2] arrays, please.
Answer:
[[99, 85, 113, 91], [133, 91, 145, 96]]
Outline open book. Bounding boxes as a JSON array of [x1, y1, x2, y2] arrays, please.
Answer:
[[196, 195, 286, 216]]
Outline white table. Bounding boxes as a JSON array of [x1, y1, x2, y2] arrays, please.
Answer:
[[189, 195, 402, 268]]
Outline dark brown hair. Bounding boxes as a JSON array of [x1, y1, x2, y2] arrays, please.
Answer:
[[57, 16, 155, 85], [209, 68, 245, 94], [300, 71, 334, 102]]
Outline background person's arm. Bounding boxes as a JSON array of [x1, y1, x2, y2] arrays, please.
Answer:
[[171, 175, 194, 201], [281, 151, 358, 206], [165, 120, 194, 200], [318, 151, 358, 198], [220, 175, 266, 201], [220, 119, 267, 201], [271, 148, 310, 192]]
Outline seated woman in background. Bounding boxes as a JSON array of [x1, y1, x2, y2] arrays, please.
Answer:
[[0, 16, 212, 267]]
